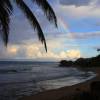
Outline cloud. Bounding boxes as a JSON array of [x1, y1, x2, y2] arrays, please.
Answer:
[[25, 45, 41, 58], [58, 0, 100, 20], [0, 45, 19, 59], [0, 30, 99, 60], [0, 42, 81, 60], [0, 0, 99, 60], [65, 50, 81, 58], [26, 48, 81, 60], [60, 5, 100, 18], [66, 31, 100, 39], [92, 45, 100, 50], [45, 31, 100, 40], [24, 46, 81, 60], [60, 0, 92, 6], [7, 45, 18, 55]]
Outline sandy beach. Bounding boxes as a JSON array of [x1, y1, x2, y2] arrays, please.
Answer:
[[19, 67, 100, 100]]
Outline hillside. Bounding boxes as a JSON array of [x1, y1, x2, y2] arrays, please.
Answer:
[[59, 55, 100, 67]]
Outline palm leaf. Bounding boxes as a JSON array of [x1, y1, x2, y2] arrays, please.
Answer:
[[15, 0, 47, 52], [1, 0, 13, 14], [0, 0, 57, 52], [4, 0, 13, 13], [32, 0, 57, 27], [0, 1, 12, 46]]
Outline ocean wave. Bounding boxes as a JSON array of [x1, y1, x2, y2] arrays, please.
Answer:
[[0, 68, 31, 74]]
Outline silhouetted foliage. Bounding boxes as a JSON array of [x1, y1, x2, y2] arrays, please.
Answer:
[[59, 55, 100, 67], [0, 0, 57, 52], [59, 60, 73, 67], [97, 48, 100, 52]]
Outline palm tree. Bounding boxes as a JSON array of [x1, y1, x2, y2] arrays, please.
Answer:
[[0, 0, 57, 52]]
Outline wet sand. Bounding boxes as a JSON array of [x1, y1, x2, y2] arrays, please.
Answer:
[[19, 67, 100, 100]]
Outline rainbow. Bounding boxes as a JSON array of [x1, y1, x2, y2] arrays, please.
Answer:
[[57, 16, 81, 56]]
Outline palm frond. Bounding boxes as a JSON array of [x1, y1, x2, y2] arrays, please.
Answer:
[[32, 0, 57, 27], [1, 0, 13, 14], [15, 0, 47, 52], [0, 1, 11, 46], [4, 0, 13, 13]]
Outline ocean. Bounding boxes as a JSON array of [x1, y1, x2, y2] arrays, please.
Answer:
[[0, 61, 96, 100]]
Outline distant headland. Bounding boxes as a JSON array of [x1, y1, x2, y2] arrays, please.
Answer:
[[59, 55, 100, 67]]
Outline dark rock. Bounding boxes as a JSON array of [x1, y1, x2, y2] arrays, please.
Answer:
[[73, 91, 93, 100], [90, 81, 100, 100], [59, 60, 73, 67]]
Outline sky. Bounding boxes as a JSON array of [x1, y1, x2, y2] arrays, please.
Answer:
[[0, 0, 100, 61]]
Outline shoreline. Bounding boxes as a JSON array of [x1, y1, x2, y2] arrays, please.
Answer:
[[19, 67, 100, 100]]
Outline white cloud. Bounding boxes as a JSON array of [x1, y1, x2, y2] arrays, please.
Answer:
[[7, 45, 18, 55], [19, 46, 81, 60], [0, 42, 81, 60], [60, 5, 100, 18], [24, 47, 81, 60], [65, 50, 81, 59]]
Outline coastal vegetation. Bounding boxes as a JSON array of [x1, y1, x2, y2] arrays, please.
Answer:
[[59, 55, 100, 67]]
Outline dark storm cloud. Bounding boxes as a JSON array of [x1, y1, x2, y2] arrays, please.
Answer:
[[60, 0, 92, 6]]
